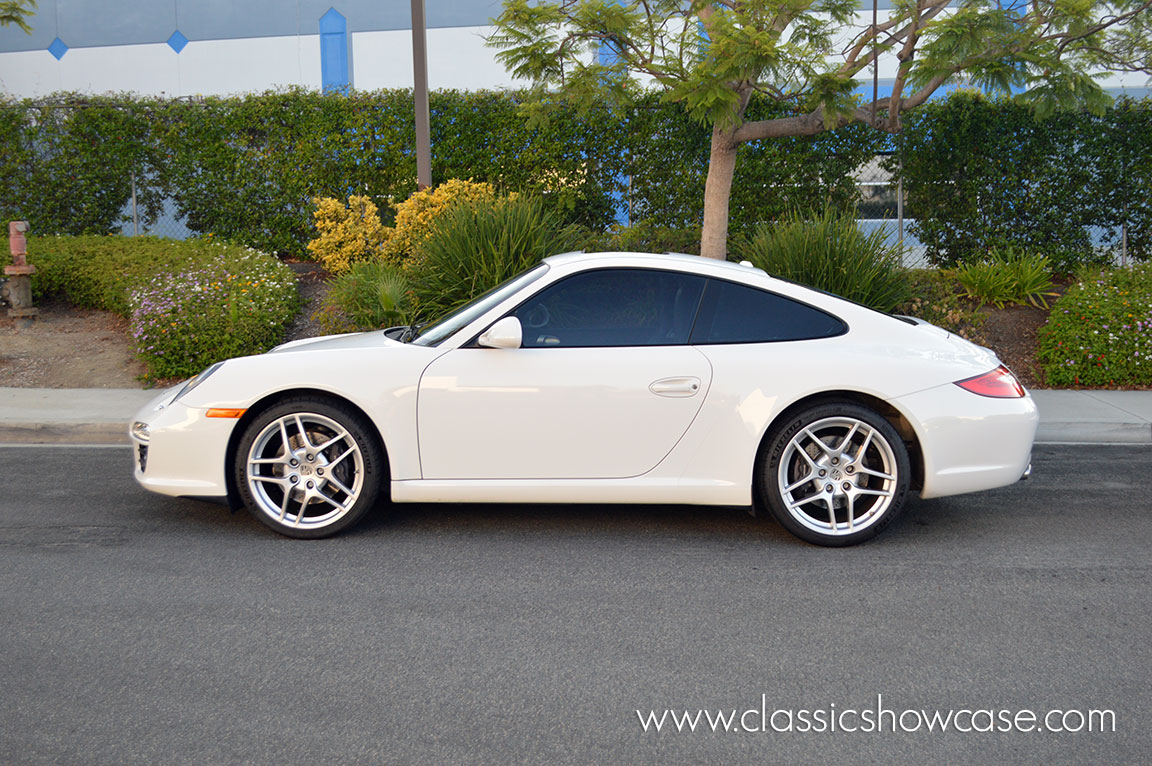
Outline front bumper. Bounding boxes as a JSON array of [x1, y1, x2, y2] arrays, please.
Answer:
[[129, 387, 236, 499]]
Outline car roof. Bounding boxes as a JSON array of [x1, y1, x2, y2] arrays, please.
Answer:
[[543, 250, 769, 279]]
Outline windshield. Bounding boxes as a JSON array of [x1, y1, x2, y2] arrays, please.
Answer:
[[412, 264, 550, 346]]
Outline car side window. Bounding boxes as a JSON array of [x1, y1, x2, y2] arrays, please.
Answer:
[[690, 278, 846, 344], [512, 268, 706, 348]]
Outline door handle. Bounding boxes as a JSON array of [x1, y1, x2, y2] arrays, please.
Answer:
[[649, 376, 702, 397]]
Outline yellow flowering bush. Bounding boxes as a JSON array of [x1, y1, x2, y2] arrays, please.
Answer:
[[385, 179, 496, 265], [306, 194, 392, 275]]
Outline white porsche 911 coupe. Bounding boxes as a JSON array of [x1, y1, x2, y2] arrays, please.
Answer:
[[130, 251, 1037, 546]]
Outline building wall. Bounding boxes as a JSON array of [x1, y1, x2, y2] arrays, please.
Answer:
[[0, 0, 520, 96], [0, 1, 1147, 98]]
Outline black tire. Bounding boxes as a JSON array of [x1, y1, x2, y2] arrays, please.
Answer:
[[234, 396, 385, 538], [759, 401, 910, 546]]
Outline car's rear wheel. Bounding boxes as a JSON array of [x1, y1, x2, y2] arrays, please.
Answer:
[[235, 398, 384, 538], [760, 402, 909, 546]]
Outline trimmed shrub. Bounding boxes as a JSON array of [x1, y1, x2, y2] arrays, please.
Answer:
[[733, 208, 911, 313], [27, 235, 298, 380], [306, 195, 392, 275], [893, 92, 1152, 268], [386, 179, 497, 263], [410, 195, 582, 322], [1037, 265, 1152, 387], [129, 256, 299, 379], [313, 260, 411, 334]]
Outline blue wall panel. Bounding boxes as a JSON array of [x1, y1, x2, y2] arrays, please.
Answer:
[[319, 7, 349, 94]]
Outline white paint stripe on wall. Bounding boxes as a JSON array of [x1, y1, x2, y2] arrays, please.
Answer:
[[352, 26, 525, 91], [178, 35, 322, 96]]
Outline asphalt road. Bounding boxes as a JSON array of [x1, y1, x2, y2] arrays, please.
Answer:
[[1, 444, 1149, 765]]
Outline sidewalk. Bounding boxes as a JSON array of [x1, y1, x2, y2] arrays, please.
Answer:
[[0, 387, 1149, 446]]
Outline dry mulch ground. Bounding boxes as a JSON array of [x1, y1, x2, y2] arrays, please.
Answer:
[[0, 262, 332, 389], [976, 304, 1049, 389], [0, 298, 145, 388]]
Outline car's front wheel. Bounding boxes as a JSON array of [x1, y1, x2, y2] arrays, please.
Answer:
[[760, 402, 910, 546], [234, 398, 384, 538]]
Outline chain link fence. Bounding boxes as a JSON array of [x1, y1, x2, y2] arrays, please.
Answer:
[[852, 153, 927, 268], [851, 152, 1138, 269]]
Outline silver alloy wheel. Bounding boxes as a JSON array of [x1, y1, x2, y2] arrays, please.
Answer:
[[245, 411, 364, 531], [776, 416, 899, 537]]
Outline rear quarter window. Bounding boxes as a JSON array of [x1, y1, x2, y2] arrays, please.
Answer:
[[690, 278, 846, 344]]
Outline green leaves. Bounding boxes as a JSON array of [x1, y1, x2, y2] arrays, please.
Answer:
[[733, 206, 912, 313], [410, 195, 583, 323], [893, 91, 1152, 268], [948, 249, 1059, 309], [1037, 264, 1152, 386]]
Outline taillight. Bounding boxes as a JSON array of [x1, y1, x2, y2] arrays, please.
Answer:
[[954, 365, 1025, 398]]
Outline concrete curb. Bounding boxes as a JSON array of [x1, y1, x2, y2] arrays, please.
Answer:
[[0, 422, 131, 445], [1035, 423, 1152, 444]]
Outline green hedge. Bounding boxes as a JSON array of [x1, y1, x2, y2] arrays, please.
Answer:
[[893, 92, 1152, 268], [0, 89, 879, 255], [3, 90, 1150, 265], [27, 235, 299, 379]]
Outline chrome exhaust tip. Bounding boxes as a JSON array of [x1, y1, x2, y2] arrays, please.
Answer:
[[1020, 462, 1032, 481]]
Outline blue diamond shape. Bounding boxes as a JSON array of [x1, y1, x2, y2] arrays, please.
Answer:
[[167, 30, 188, 54], [47, 37, 69, 60]]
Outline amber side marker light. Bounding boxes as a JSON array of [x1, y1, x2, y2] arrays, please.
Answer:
[[954, 365, 1025, 398], [206, 408, 247, 418]]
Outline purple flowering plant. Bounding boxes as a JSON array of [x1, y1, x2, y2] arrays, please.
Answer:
[[1038, 264, 1152, 387]]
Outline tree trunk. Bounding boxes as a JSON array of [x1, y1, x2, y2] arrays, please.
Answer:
[[700, 123, 738, 260]]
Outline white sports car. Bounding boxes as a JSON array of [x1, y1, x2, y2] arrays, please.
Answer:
[[130, 251, 1037, 546]]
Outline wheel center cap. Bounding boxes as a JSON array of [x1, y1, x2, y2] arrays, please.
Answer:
[[299, 463, 314, 477], [830, 468, 842, 481]]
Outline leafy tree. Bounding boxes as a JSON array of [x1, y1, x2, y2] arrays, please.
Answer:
[[0, 0, 36, 32], [490, 0, 1152, 259]]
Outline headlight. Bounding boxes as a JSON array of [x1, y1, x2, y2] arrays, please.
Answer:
[[173, 361, 224, 402], [131, 421, 151, 442]]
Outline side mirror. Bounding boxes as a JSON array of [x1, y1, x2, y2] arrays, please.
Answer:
[[478, 316, 522, 349]]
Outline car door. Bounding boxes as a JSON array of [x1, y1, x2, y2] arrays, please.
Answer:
[[417, 268, 712, 480]]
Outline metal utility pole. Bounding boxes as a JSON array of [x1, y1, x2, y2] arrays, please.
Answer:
[[411, 0, 432, 190]]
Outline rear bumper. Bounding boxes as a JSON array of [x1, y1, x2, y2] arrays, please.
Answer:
[[891, 384, 1038, 500]]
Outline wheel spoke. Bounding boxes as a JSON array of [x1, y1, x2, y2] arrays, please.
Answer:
[[784, 472, 815, 493], [822, 497, 837, 529], [846, 494, 856, 530], [326, 473, 356, 498], [787, 489, 824, 510], [278, 487, 292, 521], [294, 414, 313, 450], [802, 428, 836, 456], [277, 418, 292, 453], [250, 457, 285, 466], [855, 487, 894, 498], [251, 474, 287, 486], [837, 422, 861, 453], [315, 430, 349, 453], [855, 465, 895, 481], [854, 430, 874, 461], [328, 446, 356, 469], [317, 494, 348, 512]]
